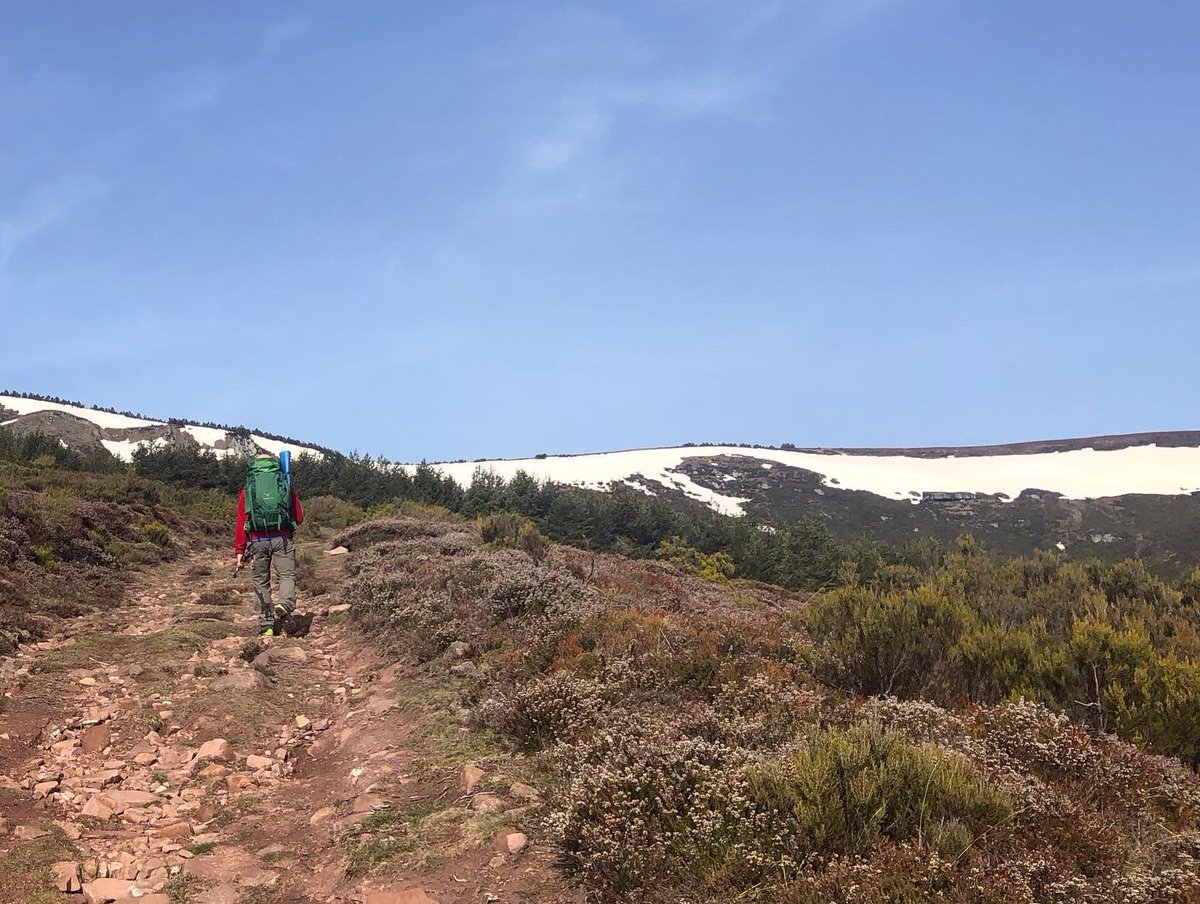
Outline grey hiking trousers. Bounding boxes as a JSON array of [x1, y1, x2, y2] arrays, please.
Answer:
[[251, 536, 297, 631]]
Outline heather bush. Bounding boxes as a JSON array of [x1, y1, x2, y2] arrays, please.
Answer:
[[482, 555, 599, 622], [710, 673, 823, 748], [551, 717, 755, 893], [479, 669, 614, 751], [336, 512, 1200, 902]]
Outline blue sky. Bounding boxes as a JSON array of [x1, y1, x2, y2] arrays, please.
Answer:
[[2, 2, 1197, 460]]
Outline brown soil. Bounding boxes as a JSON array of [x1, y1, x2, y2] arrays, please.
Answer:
[[0, 543, 582, 904]]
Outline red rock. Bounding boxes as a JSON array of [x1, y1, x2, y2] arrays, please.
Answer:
[[81, 797, 114, 820], [364, 891, 440, 904], [105, 790, 158, 806], [510, 781, 540, 800], [82, 878, 133, 903], [461, 764, 486, 793], [309, 806, 335, 825], [52, 861, 81, 892], [226, 774, 256, 792], [195, 738, 233, 763], [195, 885, 239, 904], [80, 724, 111, 755], [352, 793, 387, 814], [157, 820, 193, 838], [470, 792, 505, 813]]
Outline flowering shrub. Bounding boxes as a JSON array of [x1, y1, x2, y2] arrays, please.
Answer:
[[550, 718, 755, 893], [479, 669, 615, 751], [341, 514, 1200, 903]]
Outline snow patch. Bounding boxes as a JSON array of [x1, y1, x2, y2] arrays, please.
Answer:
[[417, 443, 1200, 518], [182, 425, 230, 447], [0, 395, 159, 429], [1, 396, 324, 459], [101, 437, 166, 460]]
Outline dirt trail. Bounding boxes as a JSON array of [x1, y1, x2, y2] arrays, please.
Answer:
[[0, 544, 575, 904]]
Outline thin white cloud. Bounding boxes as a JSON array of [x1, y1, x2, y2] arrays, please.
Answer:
[[523, 104, 612, 173], [480, 0, 894, 224], [495, 69, 759, 221], [731, 1, 788, 43], [616, 71, 761, 118], [162, 71, 227, 113], [517, 70, 759, 175], [0, 176, 107, 276], [263, 18, 307, 53]]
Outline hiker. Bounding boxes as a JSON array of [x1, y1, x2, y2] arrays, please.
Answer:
[[234, 453, 305, 637]]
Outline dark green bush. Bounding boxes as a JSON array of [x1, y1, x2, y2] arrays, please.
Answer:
[[803, 584, 975, 698], [479, 512, 550, 565]]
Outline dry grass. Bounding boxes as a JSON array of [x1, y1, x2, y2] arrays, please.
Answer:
[[0, 826, 80, 903]]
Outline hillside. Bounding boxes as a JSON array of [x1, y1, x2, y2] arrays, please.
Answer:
[[3, 462, 1200, 902], [8, 391, 1200, 565], [0, 393, 326, 461]]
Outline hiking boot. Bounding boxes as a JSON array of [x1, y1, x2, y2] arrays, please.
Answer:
[[260, 627, 275, 638], [273, 604, 289, 636]]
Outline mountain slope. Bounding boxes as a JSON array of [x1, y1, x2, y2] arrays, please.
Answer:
[[0, 393, 325, 460], [431, 438, 1200, 515], [7, 391, 1200, 565]]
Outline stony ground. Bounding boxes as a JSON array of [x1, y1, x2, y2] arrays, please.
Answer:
[[0, 542, 580, 904]]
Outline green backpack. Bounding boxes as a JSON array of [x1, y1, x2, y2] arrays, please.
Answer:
[[244, 457, 295, 533]]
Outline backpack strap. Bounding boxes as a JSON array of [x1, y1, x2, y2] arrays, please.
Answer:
[[245, 478, 256, 532]]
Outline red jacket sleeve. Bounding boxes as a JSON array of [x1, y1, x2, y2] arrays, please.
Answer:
[[291, 490, 304, 527], [234, 489, 247, 554]]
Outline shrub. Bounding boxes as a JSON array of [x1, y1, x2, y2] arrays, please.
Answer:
[[300, 494, 366, 534], [140, 521, 171, 547], [655, 536, 736, 583], [954, 624, 1067, 704], [479, 511, 525, 544], [296, 547, 332, 596], [478, 512, 550, 565], [744, 726, 1011, 859], [482, 669, 612, 751], [33, 545, 57, 569], [552, 719, 750, 893], [519, 520, 549, 566], [803, 584, 975, 698]]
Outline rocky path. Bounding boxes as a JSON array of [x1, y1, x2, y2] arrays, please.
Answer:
[[0, 546, 569, 904]]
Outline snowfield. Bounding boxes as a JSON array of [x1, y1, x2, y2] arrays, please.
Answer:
[[0, 395, 158, 429], [0, 396, 324, 461], [7, 394, 1198, 517], [423, 444, 1200, 517]]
